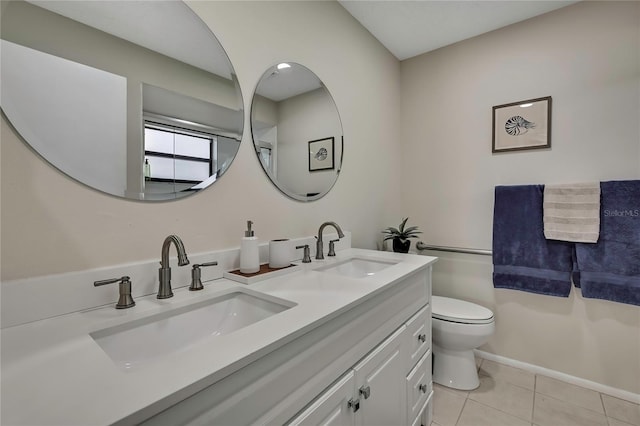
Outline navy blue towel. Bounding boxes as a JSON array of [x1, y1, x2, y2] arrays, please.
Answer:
[[493, 185, 574, 297], [574, 180, 640, 306]]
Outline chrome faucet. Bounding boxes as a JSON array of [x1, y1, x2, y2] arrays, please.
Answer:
[[316, 221, 345, 260], [158, 235, 190, 299]]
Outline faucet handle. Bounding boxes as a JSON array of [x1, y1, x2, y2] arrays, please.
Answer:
[[328, 239, 339, 257], [296, 245, 312, 263], [190, 261, 218, 291], [94, 276, 135, 309]]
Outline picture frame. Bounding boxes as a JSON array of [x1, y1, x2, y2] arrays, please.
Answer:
[[308, 137, 334, 172], [492, 96, 552, 153]]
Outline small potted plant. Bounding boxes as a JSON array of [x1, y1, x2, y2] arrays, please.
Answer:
[[382, 217, 422, 253]]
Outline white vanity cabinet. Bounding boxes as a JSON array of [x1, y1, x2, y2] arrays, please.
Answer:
[[353, 325, 408, 426], [141, 266, 433, 426], [286, 305, 433, 426], [287, 324, 409, 426], [287, 372, 356, 426], [405, 305, 434, 426]]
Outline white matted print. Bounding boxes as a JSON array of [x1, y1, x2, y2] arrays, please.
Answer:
[[308, 137, 334, 171], [492, 96, 551, 153]]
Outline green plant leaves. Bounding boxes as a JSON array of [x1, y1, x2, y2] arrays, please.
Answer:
[[381, 217, 422, 241]]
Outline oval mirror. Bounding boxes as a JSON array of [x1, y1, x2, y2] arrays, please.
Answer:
[[251, 63, 343, 201], [1, 0, 243, 201]]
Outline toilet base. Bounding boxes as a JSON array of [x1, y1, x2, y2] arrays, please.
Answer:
[[432, 344, 480, 390]]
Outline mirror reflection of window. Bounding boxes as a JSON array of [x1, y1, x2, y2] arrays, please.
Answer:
[[143, 122, 216, 193], [259, 147, 272, 171]]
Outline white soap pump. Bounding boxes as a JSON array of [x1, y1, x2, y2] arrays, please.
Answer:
[[240, 220, 260, 274]]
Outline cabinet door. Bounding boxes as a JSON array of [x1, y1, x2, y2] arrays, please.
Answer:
[[287, 371, 356, 426], [353, 325, 407, 426]]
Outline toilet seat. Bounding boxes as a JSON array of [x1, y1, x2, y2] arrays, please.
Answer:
[[432, 296, 494, 324]]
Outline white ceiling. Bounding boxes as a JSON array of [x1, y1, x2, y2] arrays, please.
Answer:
[[338, 1, 579, 61], [255, 63, 323, 102]]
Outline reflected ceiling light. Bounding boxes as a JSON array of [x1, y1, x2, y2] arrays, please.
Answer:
[[520, 103, 533, 108], [277, 63, 291, 70], [174, 118, 206, 127]]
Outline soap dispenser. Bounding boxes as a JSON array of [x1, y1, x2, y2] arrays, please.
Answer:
[[240, 220, 260, 274]]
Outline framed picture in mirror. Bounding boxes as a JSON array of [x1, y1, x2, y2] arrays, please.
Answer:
[[309, 137, 335, 171], [492, 96, 551, 153]]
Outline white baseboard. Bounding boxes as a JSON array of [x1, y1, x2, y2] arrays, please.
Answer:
[[474, 349, 640, 405]]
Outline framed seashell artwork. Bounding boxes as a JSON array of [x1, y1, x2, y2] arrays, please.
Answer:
[[492, 96, 552, 153], [308, 137, 335, 171]]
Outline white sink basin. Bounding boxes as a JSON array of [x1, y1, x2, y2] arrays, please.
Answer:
[[316, 257, 398, 278], [91, 288, 295, 370]]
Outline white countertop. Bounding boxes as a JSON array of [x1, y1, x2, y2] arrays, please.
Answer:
[[1, 249, 436, 426]]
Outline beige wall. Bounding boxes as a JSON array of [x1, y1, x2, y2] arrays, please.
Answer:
[[277, 88, 343, 196], [0, 0, 403, 281], [400, 1, 640, 393]]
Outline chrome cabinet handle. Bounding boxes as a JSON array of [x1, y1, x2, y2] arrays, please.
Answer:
[[418, 333, 427, 343], [359, 385, 371, 399], [347, 398, 360, 412], [419, 383, 428, 393]]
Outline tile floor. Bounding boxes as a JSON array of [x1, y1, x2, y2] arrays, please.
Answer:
[[431, 358, 640, 426]]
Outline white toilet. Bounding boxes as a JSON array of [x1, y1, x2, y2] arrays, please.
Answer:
[[431, 296, 495, 390]]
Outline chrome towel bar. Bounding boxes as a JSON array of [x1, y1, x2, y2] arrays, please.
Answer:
[[416, 241, 492, 256]]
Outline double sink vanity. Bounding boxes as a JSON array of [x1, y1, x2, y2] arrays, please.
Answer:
[[1, 248, 437, 426]]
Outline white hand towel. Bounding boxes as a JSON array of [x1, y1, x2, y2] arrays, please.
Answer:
[[543, 183, 600, 243]]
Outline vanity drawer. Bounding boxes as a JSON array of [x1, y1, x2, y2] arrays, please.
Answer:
[[421, 391, 433, 426], [406, 304, 430, 366], [406, 349, 432, 421], [411, 390, 433, 426]]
